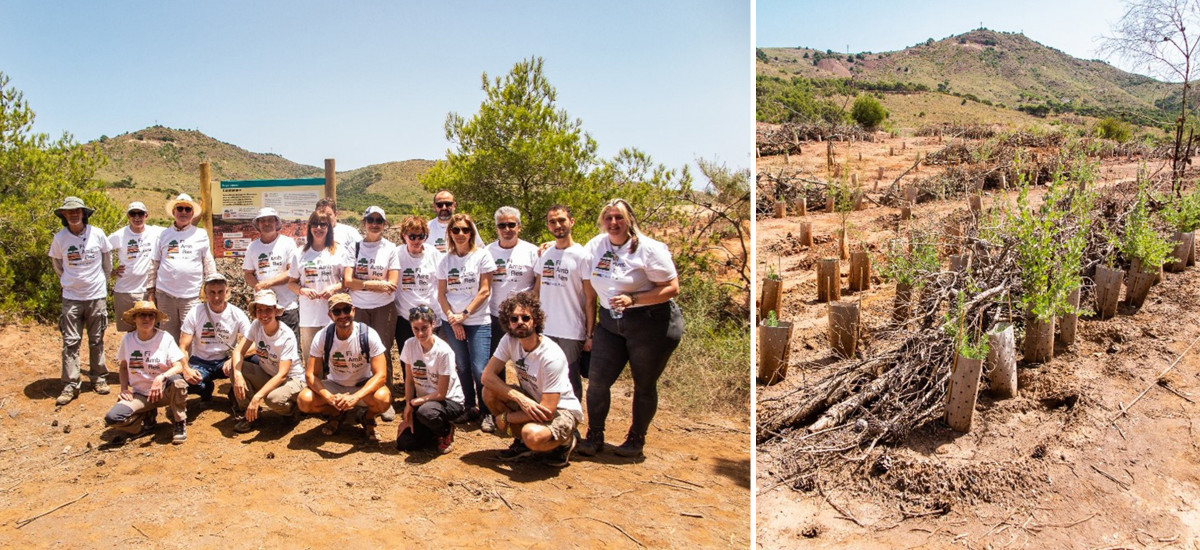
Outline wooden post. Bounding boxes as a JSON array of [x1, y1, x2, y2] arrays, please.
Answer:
[[889, 145, 894, 156], [795, 196, 807, 217], [799, 221, 813, 246], [900, 203, 912, 221], [848, 251, 871, 291], [1126, 261, 1156, 308], [199, 162, 213, 240], [851, 173, 858, 186], [826, 140, 833, 172], [324, 158, 337, 201], [816, 258, 840, 303], [905, 185, 917, 204], [877, 166, 884, 180], [1058, 288, 1080, 346], [828, 301, 860, 358], [825, 194, 835, 213], [968, 194, 982, 216], [945, 353, 983, 432], [987, 323, 1017, 398], [757, 320, 794, 385], [858, 152, 862, 161], [1167, 231, 1195, 272]]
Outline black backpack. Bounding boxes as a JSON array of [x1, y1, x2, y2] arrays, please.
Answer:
[[320, 322, 369, 377]]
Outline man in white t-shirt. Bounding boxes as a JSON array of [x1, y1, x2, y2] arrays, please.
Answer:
[[242, 207, 299, 335], [534, 204, 590, 403], [109, 201, 164, 332], [178, 274, 250, 402], [315, 197, 362, 253], [148, 193, 217, 344], [482, 292, 582, 467], [486, 206, 540, 360], [48, 196, 113, 406], [298, 293, 391, 443], [427, 190, 481, 253]]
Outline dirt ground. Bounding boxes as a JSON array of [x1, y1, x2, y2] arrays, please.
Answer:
[[0, 323, 750, 548], [756, 135, 1200, 548]]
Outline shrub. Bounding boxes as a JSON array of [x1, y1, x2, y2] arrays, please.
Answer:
[[850, 94, 887, 129], [1159, 186, 1200, 232], [1008, 167, 1091, 322], [1122, 183, 1174, 269], [1097, 117, 1132, 143], [881, 235, 939, 288]]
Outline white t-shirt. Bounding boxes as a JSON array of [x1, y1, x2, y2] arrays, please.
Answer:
[[492, 334, 582, 419], [332, 223, 362, 253], [486, 240, 540, 316], [119, 329, 184, 395], [538, 243, 588, 340], [348, 239, 399, 310], [436, 248, 496, 326], [242, 235, 299, 310], [154, 224, 213, 298], [180, 303, 251, 362], [48, 225, 111, 301], [243, 321, 303, 381], [428, 218, 483, 255], [290, 246, 350, 327], [400, 335, 464, 406], [582, 233, 678, 311], [394, 243, 441, 316], [310, 323, 386, 386], [108, 225, 164, 294]]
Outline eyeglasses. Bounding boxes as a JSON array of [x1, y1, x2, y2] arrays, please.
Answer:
[[311, 222, 329, 228], [330, 306, 353, 316], [175, 206, 193, 213], [450, 227, 471, 234], [136, 312, 157, 319], [364, 217, 385, 224], [407, 233, 427, 240], [128, 212, 147, 217], [435, 201, 454, 208], [508, 314, 532, 323], [496, 222, 518, 230]]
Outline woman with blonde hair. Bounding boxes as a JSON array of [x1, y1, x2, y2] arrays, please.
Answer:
[[436, 213, 496, 424]]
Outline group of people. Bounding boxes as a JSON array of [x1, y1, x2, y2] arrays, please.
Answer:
[[48, 188, 685, 463]]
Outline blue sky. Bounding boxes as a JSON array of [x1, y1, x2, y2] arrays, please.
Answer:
[[758, 0, 1146, 74], [0, 1, 751, 176]]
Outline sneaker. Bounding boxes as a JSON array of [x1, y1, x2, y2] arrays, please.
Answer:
[[576, 429, 604, 457], [172, 422, 187, 445], [92, 377, 110, 395], [55, 385, 78, 406], [452, 406, 479, 425], [497, 439, 533, 462], [380, 404, 396, 422], [614, 431, 645, 458], [132, 416, 158, 439], [233, 417, 253, 433], [545, 430, 579, 467], [437, 424, 456, 454], [480, 414, 496, 434]]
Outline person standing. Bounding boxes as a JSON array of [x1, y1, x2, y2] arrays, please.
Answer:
[[315, 197, 361, 254], [436, 213, 495, 426], [230, 290, 304, 433], [288, 210, 347, 366], [394, 215, 441, 350], [178, 274, 249, 402], [149, 193, 216, 344], [396, 305, 464, 453], [104, 300, 189, 445], [109, 201, 164, 332], [242, 207, 300, 336], [49, 196, 113, 406], [535, 205, 590, 404], [486, 207, 539, 358], [426, 190, 481, 254], [342, 206, 399, 421], [578, 199, 684, 458]]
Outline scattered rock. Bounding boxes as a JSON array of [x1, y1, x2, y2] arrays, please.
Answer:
[[266, 452, 275, 459], [95, 459, 105, 467], [371, 495, 381, 501], [63, 424, 71, 434], [1031, 444, 1046, 459], [52, 419, 59, 427], [800, 524, 821, 538], [8, 410, 18, 419]]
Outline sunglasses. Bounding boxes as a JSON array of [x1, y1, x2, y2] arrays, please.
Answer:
[[435, 201, 454, 208], [508, 314, 532, 323], [496, 222, 518, 230], [128, 211, 147, 217], [311, 222, 329, 228], [409, 305, 433, 315], [364, 217, 385, 224], [175, 206, 193, 213], [450, 226, 471, 235], [330, 306, 353, 316], [407, 233, 427, 240], [136, 312, 158, 319]]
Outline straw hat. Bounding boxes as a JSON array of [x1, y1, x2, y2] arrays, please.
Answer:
[[122, 300, 168, 326], [54, 196, 94, 223], [165, 193, 203, 217]]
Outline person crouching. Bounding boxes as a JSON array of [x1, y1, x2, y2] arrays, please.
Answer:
[[230, 290, 305, 433], [104, 301, 189, 445]]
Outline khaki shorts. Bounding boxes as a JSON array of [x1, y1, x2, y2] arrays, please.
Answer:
[[320, 379, 370, 408], [113, 291, 146, 332], [500, 385, 580, 443]]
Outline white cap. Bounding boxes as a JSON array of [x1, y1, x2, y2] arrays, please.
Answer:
[[253, 207, 280, 223], [126, 201, 148, 214], [363, 206, 386, 220]]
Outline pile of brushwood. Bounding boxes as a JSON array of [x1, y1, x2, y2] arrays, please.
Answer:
[[915, 123, 997, 140], [757, 122, 877, 156]]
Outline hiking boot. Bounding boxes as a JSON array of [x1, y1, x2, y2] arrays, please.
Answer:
[[132, 415, 158, 439], [437, 424, 456, 454], [172, 422, 187, 445], [480, 414, 496, 434], [497, 439, 533, 462], [92, 377, 111, 395], [614, 431, 645, 458], [545, 430, 579, 467], [576, 429, 604, 457], [233, 417, 253, 433], [55, 385, 78, 406], [380, 404, 396, 422]]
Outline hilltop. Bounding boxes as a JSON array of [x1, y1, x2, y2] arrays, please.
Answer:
[[85, 126, 433, 220], [758, 28, 1182, 128]]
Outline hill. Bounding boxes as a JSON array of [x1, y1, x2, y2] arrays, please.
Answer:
[[86, 126, 432, 222], [758, 28, 1182, 127]]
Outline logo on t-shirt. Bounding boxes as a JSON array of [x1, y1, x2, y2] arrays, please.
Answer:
[[447, 268, 461, 286], [595, 251, 614, 272], [129, 350, 144, 370], [331, 351, 348, 371], [542, 259, 556, 280], [412, 359, 427, 379], [494, 258, 508, 278], [303, 261, 318, 280], [200, 322, 216, 339], [66, 245, 82, 263], [355, 258, 369, 278], [401, 268, 415, 286], [434, 238, 447, 253], [166, 240, 180, 256], [256, 341, 269, 359], [257, 253, 270, 271], [126, 239, 140, 256]]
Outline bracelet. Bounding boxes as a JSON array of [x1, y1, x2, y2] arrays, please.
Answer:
[[628, 292, 637, 305]]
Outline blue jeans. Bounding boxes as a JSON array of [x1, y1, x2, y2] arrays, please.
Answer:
[[440, 323, 491, 414], [186, 356, 229, 399]]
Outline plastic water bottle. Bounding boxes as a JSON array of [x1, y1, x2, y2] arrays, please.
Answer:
[[608, 286, 623, 319]]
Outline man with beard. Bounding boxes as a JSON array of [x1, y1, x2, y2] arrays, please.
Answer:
[[314, 197, 361, 253], [534, 204, 589, 404], [426, 190, 480, 254]]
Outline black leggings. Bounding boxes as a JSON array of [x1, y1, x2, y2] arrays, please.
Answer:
[[586, 300, 684, 438]]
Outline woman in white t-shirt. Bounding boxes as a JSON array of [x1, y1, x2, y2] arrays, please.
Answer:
[[394, 215, 441, 349], [230, 290, 304, 434], [103, 300, 189, 445], [288, 210, 347, 365], [436, 213, 496, 425], [396, 305, 465, 454], [578, 198, 684, 459], [342, 206, 400, 421]]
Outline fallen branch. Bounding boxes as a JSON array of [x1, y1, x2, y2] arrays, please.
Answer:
[[16, 492, 88, 528], [567, 516, 644, 547], [1110, 332, 1200, 425]]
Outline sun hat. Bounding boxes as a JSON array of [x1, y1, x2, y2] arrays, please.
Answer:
[[253, 207, 281, 223], [203, 272, 227, 286], [250, 289, 282, 311], [327, 293, 353, 309], [363, 206, 386, 220], [121, 300, 168, 326], [126, 201, 148, 214], [165, 193, 203, 217], [54, 196, 95, 222]]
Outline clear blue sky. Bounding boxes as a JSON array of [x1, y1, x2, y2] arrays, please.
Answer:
[[758, 0, 1149, 75], [0, 1, 752, 177]]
